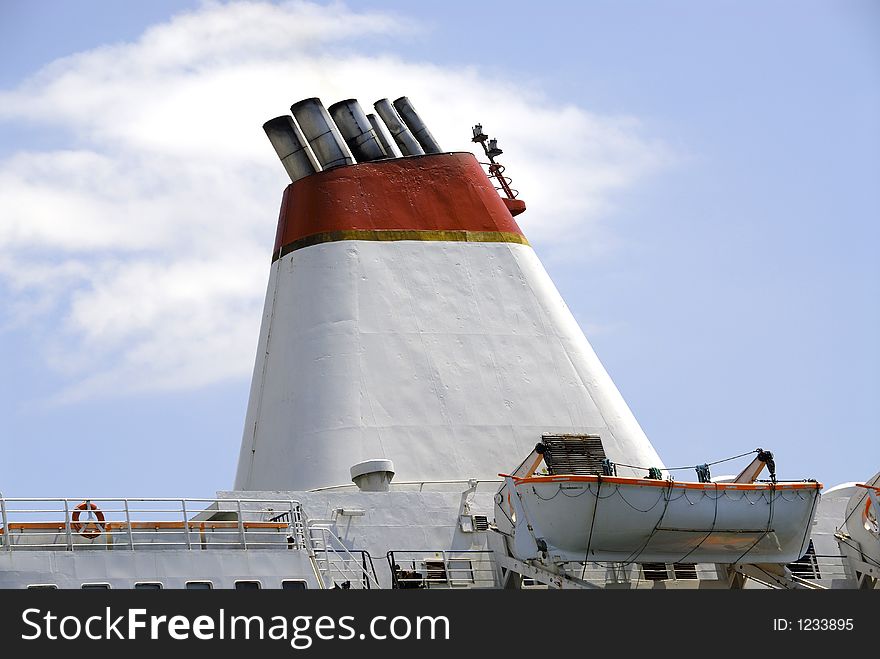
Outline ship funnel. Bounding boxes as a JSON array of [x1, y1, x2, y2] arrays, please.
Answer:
[[373, 98, 424, 156], [238, 94, 666, 492], [262, 116, 320, 182], [327, 99, 388, 163], [290, 98, 355, 169], [350, 459, 395, 492], [393, 96, 442, 154], [367, 113, 402, 158]]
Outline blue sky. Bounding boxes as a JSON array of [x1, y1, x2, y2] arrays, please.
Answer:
[[1, 0, 877, 497]]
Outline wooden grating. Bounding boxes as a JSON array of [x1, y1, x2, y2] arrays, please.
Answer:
[[541, 434, 607, 475]]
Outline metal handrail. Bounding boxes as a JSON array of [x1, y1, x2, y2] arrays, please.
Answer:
[[386, 549, 498, 589], [478, 161, 519, 199], [0, 497, 305, 553], [0, 493, 8, 553], [317, 549, 379, 589], [308, 478, 503, 493], [308, 524, 381, 589]]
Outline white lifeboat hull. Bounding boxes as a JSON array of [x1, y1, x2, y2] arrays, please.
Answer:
[[510, 475, 821, 564]]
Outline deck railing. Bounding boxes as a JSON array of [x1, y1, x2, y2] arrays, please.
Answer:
[[309, 524, 381, 590], [0, 497, 306, 552], [308, 478, 502, 493], [386, 549, 498, 589]]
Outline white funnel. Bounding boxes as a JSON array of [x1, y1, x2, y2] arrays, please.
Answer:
[[235, 151, 665, 491]]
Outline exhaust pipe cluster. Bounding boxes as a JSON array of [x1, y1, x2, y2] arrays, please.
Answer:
[[264, 96, 442, 182]]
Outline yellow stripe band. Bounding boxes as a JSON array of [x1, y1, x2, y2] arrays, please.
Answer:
[[275, 229, 529, 260]]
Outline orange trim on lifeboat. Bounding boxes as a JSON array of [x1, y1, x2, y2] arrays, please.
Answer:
[[511, 474, 822, 491]]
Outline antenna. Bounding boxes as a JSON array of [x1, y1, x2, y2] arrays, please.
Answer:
[[471, 124, 516, 200]]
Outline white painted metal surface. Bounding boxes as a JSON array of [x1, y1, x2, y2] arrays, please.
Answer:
[[235, 240, 666, 492], [0, 550, 320, 590]]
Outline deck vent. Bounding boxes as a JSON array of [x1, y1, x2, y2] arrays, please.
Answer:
[[640, 563, 669, 581], [350, 459, 395, 492], [472, 515, 490, 532], [672, 563, 698, 580], [540, 434, 607, 475]]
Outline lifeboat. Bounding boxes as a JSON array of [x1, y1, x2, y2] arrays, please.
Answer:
[[835, 471, 880, 578], [496, 438, 821, 565]]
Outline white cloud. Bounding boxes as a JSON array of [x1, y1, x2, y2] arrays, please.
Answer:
[[0, 0, 671, 400]]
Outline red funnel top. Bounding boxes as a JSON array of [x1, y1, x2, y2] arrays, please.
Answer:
[[272, 152, 527, 261]]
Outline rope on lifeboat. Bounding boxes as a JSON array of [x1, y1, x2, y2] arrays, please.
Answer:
[[614, 448, 763, 477], [615, 478, 678, 566], [531, 482, 616, 500], [733, 489, 835, 587], [673, 482, 721, 564], [682, 487, 712, 506], [615, 485, 670, 513], [730, 481, 777, 565], [580, 474, 602, 579]]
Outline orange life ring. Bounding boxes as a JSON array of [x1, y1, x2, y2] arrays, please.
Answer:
[[71, 501, 105, 539]]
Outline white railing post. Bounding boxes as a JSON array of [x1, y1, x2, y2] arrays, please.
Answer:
[[308, 523, 380, 590], [0, 494, 10, 552], [62, 499, 74, 551], [123, 499, 135, 550], [288, 501, 300, 548], [181, 499, 192, 550], [237, 500, 247, 549]]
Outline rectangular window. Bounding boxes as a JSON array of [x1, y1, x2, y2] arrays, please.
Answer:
[[185, 581, 213, 590], [27, 584, 58, 590], [81, 583, 111, 589], [234, 580, 261, 590], [134, 582, 163, 590], [281, 580, 308, 590]]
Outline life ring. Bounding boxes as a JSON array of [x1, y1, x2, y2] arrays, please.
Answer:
[[71, 501, 105, 539], [864, 497, 879, 535]]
